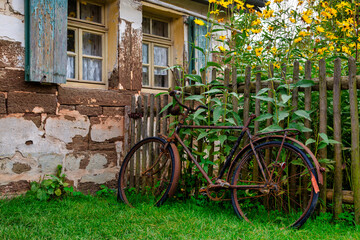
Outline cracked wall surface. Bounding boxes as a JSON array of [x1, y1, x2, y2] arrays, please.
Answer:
[[0, 0, 136, 196]]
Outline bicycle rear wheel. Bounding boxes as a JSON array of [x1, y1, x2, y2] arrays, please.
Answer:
[[118, 137, 176, 207], [231, 141, 318, 228]]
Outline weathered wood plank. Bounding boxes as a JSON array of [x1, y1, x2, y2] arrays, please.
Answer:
[[318, 58, 327, 213], [129, 96, 136, 188], [348, 57, 360, 224], [142, 95, 148, 189], [267, 63, 274, 127], [243, 66, 251, 125], [162, 95, 168, 135], [149, 94, 155, 137], [135, 96, 142, 190], [333, 58, 343, 218]]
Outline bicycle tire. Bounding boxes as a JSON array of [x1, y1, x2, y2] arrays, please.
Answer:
[[231, 141, 319, 228], [117, 137, 176, 207]]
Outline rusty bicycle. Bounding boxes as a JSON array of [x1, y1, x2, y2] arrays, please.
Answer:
[[117, 90, 323, 228]]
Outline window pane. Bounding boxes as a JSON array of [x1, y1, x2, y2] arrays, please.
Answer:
[[154, 68, 168, 88], [83, 58, 102, 81], [67, 56, 75, 79], [142, 17, 150, 34], [67, 29, 75, 52], [142, 66, 149, 86], [83, 32, 102, 57], [68, 0, 77, 18], [154, 46, 168, 66], [142, 44, 149, 64], [80, 2, 102, 23], [152, 19, 168, 37]]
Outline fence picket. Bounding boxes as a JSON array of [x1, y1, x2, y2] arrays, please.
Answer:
[[333, 58, 343, 218], [319, 58, 327, 213]]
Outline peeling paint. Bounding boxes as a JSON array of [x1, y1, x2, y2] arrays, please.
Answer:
[[90, 117, 123, 142], [0, 15, 25, 46]]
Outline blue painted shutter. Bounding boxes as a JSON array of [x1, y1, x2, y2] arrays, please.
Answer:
[[25, 0, 68, 84]]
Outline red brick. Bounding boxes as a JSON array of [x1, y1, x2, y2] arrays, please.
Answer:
[[76, 105, 103, 116], [0, 68, 57, 94], [7, 92, 57, 114], [0, 40, 24, 68], [0, 92, 6, 114], [58, 87, 134, 106], [102, 107, 124, 116]]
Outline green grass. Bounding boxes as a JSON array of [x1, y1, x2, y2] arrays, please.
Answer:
[[0, 194, 359, 240]]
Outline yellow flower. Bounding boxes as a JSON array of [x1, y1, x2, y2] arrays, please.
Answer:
[[218, 46, 226, 52], [299, 31, 309, 37], [274, 63, 280, 69], [251, 28, 262, 34], [219, 35, 226, 41], [274, 0, 283, 3], [252, 19, 261, 26], [271, 47, 277, 54], [263, 9, 274, 19], [209, 0, 216, 3], [218, 18, 225, 23], [268, 26, 274, 31], [294, 37, 302, 43], [302, 15, 312, 24], [349, 43, 356, 48], [247, 45, 252, 51], [290, 18, 296, 23], [329, 46, 334, 51], [205, 32, 211, 38], [316, 26, 325, 33], [210, 10, 220, 15], [234, 52, 237, 55], [246, 4, 254, 8], [194, 18, 205, 26], [299, 66, 303, 71], [255, 47, 263, 57], [265, 1, 271, 6], [342, 45, 350, 54]]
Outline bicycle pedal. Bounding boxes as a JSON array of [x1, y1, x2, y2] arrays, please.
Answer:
[[215, 179, 231, 188], [199, 187, 207, 196]]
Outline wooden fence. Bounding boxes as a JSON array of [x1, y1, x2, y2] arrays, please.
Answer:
[[124, 57, 360, 220]]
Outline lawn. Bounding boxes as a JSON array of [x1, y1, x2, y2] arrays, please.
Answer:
[[0, 194, 358, 239]]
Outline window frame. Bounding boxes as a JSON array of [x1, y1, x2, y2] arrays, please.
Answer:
[[66, 0, 108, 88], [142, 15, 172, 91]]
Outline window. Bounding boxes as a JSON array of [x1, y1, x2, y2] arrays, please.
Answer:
[[142, 16, 171, 89], [67, 0, 106, 85]]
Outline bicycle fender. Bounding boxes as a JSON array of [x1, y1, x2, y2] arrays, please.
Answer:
[[168, 142, 181, 198], [226, 136, 323, 188]]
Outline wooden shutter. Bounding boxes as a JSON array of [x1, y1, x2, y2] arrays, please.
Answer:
[[25, 0, 68, 84]]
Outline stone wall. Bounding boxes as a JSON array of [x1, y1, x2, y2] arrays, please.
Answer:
[[0, 0, 139, 196]]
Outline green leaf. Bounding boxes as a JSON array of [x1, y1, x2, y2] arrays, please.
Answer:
[[252, 95, 274, 103], [55, 189, 62, 197], [259, 124, 283, 133], [185, 74, 202, 83], [319, 133, 329, 144], [288, 122, 312, 133], [185, 95, 205, 102], [294, 110, 311, 121], [305, 138, 316, 146], [278, 111, 289, 123], [213, 107, 222, 123], [281, 94, 292, 104], [254, 113, 273, 122], [159, 102, 173, 115], [219, 135, 227, 146], [224, 56, 233, 64], [194, 108, 206, 119], [295, 79, 315, 88], [256, 88, 270, 96], [206, 62, 222, 69], [203, 89, 223, 95]]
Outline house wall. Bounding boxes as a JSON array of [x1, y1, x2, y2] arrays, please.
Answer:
[[0, 0, 138, 196], [0, 0, 207, 196]]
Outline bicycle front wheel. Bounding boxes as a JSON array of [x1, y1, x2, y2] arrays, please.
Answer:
[[231, 141, 318, 228], [118, 137, 176, 207]]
